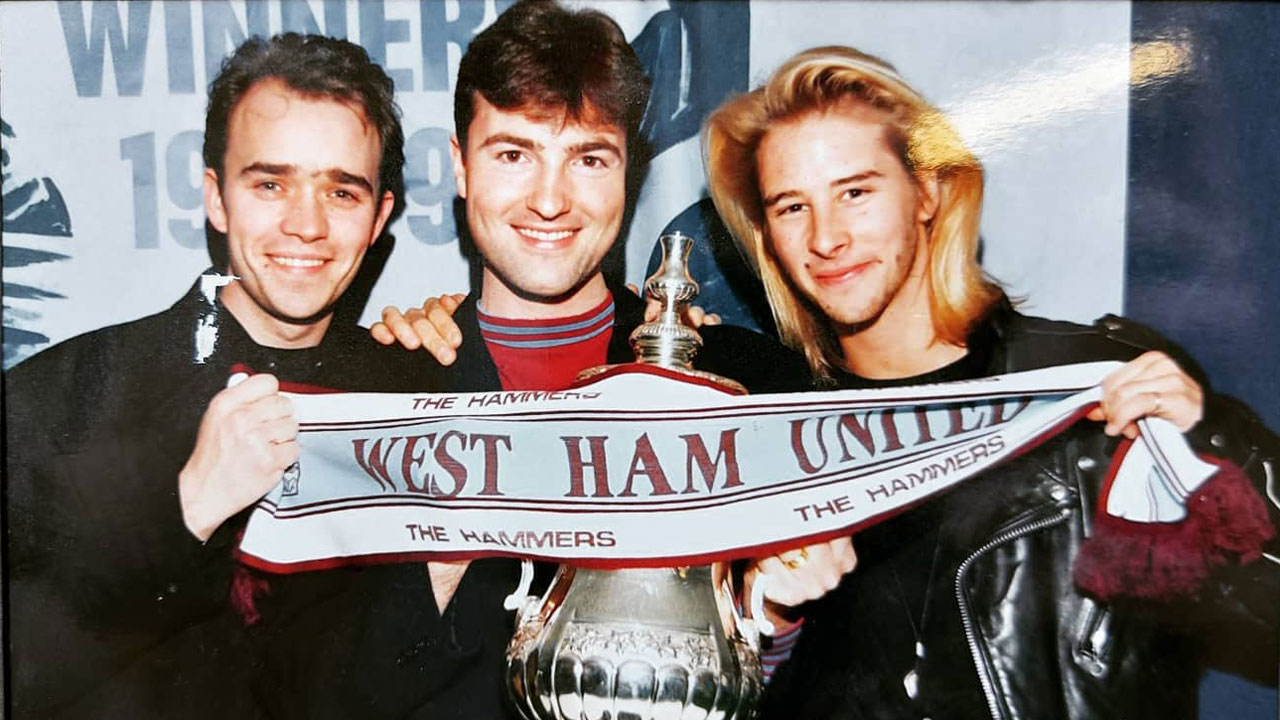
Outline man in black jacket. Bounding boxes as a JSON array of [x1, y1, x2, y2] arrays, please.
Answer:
[[3, 34, 432, 719], [332, 4, 840, 718], [700, 45, 1280, 719]]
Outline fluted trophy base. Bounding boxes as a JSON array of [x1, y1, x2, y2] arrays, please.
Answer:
[[507, 566, 762, 720]]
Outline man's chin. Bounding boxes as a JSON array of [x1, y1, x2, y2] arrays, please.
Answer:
[[265, 302, 337, 328], [493, 267, 602, 306], [813, 296, 882, 333]]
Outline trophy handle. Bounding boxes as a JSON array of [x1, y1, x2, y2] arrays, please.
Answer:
[[504, 558, 539, 622], [747, 573, 776, 637], [713, 561, 766, 649]]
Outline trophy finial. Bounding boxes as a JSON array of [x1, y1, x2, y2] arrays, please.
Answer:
[[630, 232, 702, 368]]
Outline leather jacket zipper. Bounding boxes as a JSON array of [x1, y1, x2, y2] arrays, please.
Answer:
[[955, 508, 1072, 720]]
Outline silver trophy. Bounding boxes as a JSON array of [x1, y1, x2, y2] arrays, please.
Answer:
[[506, 232, 764, 720]]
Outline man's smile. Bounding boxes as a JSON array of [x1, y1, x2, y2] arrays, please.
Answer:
[[515, 226, 577, 247], [267, 254, 328, 270], [811, 259, 876, 286]]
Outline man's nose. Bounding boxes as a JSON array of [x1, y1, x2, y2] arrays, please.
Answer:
[[526, 164, 571, 220], [809, 205, 851, 258], [281, 191, 328, 242]]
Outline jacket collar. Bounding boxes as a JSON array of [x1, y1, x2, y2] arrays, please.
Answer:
[[172, 269, 365, 377]]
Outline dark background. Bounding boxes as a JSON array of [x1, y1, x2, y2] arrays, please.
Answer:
[[1128, 3, 1280, 716]]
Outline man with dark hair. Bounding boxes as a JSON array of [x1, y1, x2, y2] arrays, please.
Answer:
[[360, 1, 850, 717], [5, 33, 425, 718]]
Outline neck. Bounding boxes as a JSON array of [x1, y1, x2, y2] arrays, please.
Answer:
[[479, 269, 610, 320], [838, 316, 968, 380], [219, 283, 331, 349]]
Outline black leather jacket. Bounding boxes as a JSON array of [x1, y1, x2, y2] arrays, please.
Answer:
[[761, 304, 1280, 720]]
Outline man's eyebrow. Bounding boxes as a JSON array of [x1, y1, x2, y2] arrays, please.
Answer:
[[240, 162, 295, 177], [569, 139, 623, 158], [477, 133, 541, 151], [325, 169, 375, 194], [830, 170, 883, 187], [762, 189, 801, 208], [239, 163, 374, 194], [762, 171, 884, 208]]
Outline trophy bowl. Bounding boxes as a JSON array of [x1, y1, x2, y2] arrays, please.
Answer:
[[507, 565, 762, 720]]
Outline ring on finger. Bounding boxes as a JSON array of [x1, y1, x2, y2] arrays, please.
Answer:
[[1151, 392, 1163, 414], [781, 547, 810, 570]]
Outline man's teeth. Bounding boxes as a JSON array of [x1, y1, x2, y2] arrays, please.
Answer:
[[519, 228, 573, 242], [272, 256, 324, 268]]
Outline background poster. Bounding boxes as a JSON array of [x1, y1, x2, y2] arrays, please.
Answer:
[[2, 1, 1277, 715]]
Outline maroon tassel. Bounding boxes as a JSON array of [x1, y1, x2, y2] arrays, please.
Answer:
[[230, 563, 272, 626], [1074, 457, 1275, 602]]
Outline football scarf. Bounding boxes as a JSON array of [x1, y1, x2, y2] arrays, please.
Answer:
[[236, 360, 1272, 600]]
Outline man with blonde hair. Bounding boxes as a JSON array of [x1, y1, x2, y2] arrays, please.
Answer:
[[702, 46, 1279, 719]]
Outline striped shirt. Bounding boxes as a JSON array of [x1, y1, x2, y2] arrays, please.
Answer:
[[478, 297, 615, 391]]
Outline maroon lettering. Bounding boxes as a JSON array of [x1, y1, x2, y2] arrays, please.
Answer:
[[680, 428, 743, 493], [880, 408, 905, 452], [913, 407, 935, 446], [469, 433, 512, 496], [400, 433, 435, 493], [947, 403, 985, 437], [836, 412, 876, 460], [619, 433, 675, 497], [561, 436, 611, 497], [790, 417, 830, 474], [428, 430, 468, 496], [351, 436, 403, 492]]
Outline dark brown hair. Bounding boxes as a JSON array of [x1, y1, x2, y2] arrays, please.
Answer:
[[454, 0, 650, 162], [204, 33, 404, 216]]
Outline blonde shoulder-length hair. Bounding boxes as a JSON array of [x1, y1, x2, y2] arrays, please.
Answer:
[[704, 46, 1002, 379]]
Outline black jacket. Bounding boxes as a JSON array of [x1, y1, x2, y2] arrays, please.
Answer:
[[253, 283, 812, 719], [4, 273, 428, 719], [760, 304, 1280, 720]]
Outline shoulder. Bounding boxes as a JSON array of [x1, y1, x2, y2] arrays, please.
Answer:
[[697, 324, 812, 394], [7, 303, 187, 391], [5, 304, 192, 445], [993, 306, 1206, 382], [317, 323, 445, 393]]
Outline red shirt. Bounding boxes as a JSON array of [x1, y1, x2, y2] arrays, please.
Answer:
[[478, 297, 615, 391]]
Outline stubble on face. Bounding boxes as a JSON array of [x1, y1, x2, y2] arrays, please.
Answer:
[[757, 101, 936, 340]]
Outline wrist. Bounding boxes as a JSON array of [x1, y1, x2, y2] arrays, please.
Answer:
[[178, 465, 219, 542]]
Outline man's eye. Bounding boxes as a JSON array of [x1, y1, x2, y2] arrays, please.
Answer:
[[257, 181, 281, 192], [580, 155, 608, 169], [333, 189, 356, 201], [843, 188, 865, 200], [499, 150, 524, 163]]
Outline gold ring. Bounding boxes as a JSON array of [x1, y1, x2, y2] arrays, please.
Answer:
[[781, 547, 810, 570], [1152, 392, 1163, 414]]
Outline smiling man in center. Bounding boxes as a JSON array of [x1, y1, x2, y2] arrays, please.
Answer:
[[316, 2, 850, 717]]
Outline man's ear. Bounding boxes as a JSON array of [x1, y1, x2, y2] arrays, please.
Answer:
[[915, 171, 940, 225], [204, 168, 229, 233], [370, 190, 395, 247], [450, 134, 467, 199]]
